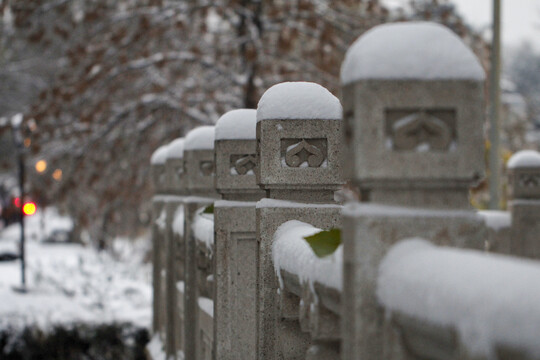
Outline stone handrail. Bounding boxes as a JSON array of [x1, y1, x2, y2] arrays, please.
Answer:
[[378, 238, 540, 360]]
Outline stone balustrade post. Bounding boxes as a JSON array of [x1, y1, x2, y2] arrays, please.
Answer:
[[340, 22, 488, 359], [162, 137, 188, 359], [150, 144, 169, 337], [182, 126, 219, 360], [508, 150, 540, 258], [213, 109, 265, 360], [254, 81, 344, 360]]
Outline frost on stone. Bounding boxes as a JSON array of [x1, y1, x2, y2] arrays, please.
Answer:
[[256, 82, 342, 122], [378, 238, 540, 358], [215, 109, 257, 140], [184, 126, 215, 150], [272, 220, 342, 291], [150, 144, 169, 165], [340, 21, 485, 84], [507, 150, 540, 169], [166, 137, 185, 160]]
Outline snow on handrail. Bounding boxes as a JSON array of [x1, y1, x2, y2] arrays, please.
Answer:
[[272, 220, 342, 291], [192, 208, 214, 251], [378, 238, 540, 357]]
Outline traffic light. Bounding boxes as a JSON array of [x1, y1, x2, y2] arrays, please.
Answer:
[[22, 202, 36, 216]]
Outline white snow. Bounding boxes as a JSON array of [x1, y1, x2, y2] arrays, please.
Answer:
[[0, 207, 73, 243], [256, 82, 342, 122], [198, 297, 214, 317], [166, 137, 185, 159], [146, 334, 166, 360], [0, 212, 152, 330], [155, 208, 166, 231], [478, 210, 512, 231], [192, 208, 214, 251], [172, 205, 185, 236], [184, 126, 215, 150], [377, 238, 540, 358], [215, 109, 257, 140], [214, 200, 257, 208], [272, 220, 342, 291], [150, 144, 169, 165], [343, 202, 479, 219], [340, 22, 486, 84], [507, 150, 540, 169], [257, 198, 343, 209]]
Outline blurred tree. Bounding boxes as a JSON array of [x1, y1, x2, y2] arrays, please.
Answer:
[[0, 0, 488, 248]]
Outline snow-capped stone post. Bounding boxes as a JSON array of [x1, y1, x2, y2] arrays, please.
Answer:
[[182, 126, 219, 360], [255, 82, 344, 360], [508, 150, 540, 258], [340, 22, 487, 359], [150, 144, 169, 336], [213, 109, 265, 360], [162, 137, 188, 358]]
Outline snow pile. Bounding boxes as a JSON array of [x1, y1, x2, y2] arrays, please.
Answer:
[[192, 209, 214, 250], [257, 82, 342, 122], [198, 297, 214, 317], [150, 144, 169, 165], [507, 150, 540, 169], [378, 238, 540, 357], [0, 213, 152, 330], [478, 210, 511, 231], [184, 126, 215, 150], [272, 220, 342, 291], [166, 137, 185, 159], [215, 109, 257, 140], [146, 334, 166, 360], [172, 205, 185, 236], [340, 22, 485, 83]]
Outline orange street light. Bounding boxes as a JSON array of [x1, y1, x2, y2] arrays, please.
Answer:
[[35, 160, 47, 173], [52, 169, 62, 181]]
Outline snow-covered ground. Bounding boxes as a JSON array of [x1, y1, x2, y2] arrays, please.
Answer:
[[0, 208, 152, 331]]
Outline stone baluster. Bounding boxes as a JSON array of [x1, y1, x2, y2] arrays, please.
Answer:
[[340, 22, 487, 359], [150, 144, 169, 339], [213, 109, 265, 360], [508, 150, 540, 258], [163, 137, 187, 359], [255, 81, 344, 360], [182, 126, 219, 360]]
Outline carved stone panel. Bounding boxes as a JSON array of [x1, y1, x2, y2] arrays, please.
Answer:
[[280, 138, 328, 168], [385, 109, 456, 152], [199, 161, 214, 176], [230, 154, 257, 175]]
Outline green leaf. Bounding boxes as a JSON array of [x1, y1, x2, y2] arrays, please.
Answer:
[[303, 228, 341, 258], [203, 204, 214, 214]]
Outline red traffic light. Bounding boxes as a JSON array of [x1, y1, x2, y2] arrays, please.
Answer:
[[22, 202, 37, 216], [13, 197, 21, 208]]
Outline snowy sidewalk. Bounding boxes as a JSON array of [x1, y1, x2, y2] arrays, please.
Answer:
[[0, 209, 152, 331]]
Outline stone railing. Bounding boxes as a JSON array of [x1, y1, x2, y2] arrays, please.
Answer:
[[146, 21, 540, 360]]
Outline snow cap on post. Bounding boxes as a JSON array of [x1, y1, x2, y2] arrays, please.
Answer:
[[257, 82, 342, 122], [214, 109, 264, 200], [150, 144, 169, 165], [150, 144, 169, 192], [184, 125, 215, 150], [166, 137, 185, 159], [340, 21, 486, 209], [184, 126, 217, 196], [215, 109, 257, 140], [256, 81, 344, 203], [164, 137, 187, 195], [507, 150, 540, 200], [340, 21, 485, 83]]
